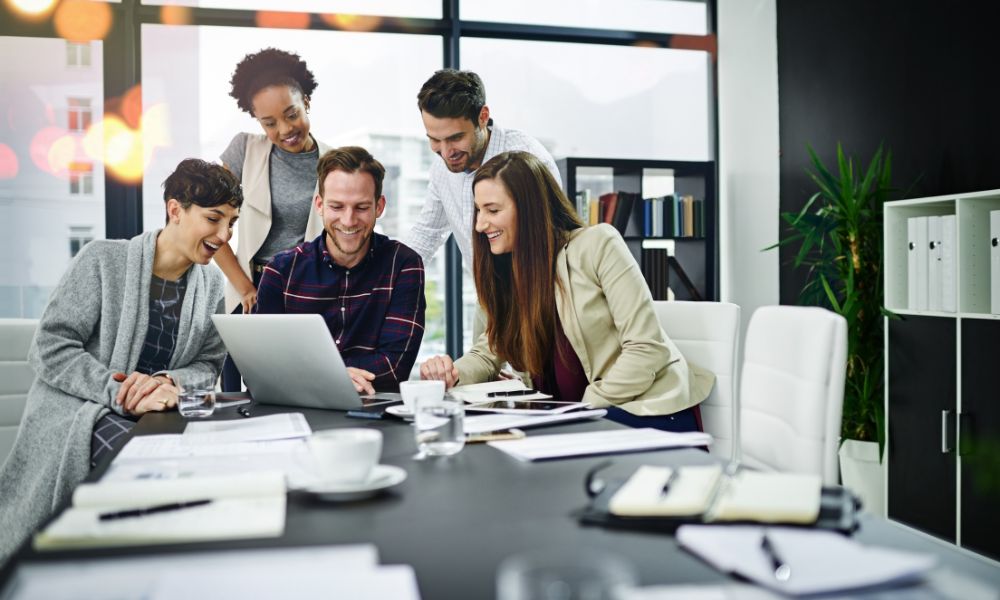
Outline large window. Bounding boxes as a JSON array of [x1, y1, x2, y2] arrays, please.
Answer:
[[0, 37, 105, 318], [1, 1, 716, 354]]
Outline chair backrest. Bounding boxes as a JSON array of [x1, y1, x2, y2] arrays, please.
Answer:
[[653, 301, 741, 462], [739, 306, 847, 485], [0, 319, 37, 465]]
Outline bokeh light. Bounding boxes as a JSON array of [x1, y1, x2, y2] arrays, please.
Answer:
[[320, 14, 382, 32], [161, 5, 192, 26], [0, 144, 19, 180], [256, 11, 311, 29], [54, 0, 113, 42], [5, 0, 57, 21], [121, 85, 143, 129], [82, 116, 144, 183], [47, 134, 77, 174], [29, 126, 70, 176]]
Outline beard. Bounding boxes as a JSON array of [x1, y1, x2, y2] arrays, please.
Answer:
[[327, 224, 373, 259]]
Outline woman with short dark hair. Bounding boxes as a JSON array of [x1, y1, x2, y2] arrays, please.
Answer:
[[0, 159, 242, 561]]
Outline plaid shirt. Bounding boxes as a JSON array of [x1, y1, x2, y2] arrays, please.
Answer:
[[255, 232, 425, 387]]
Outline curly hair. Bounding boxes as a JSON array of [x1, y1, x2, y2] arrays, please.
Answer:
[[162, 159, 243, 224], [229, 48, 318, 115]]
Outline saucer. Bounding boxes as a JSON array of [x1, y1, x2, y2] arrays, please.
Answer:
[[304, 465, 407, 501], [385, 405, 414, 419]]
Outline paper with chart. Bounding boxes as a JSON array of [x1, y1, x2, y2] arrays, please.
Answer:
[[107, 434, 321, 489]]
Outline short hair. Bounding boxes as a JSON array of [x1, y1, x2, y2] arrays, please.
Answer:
[[417, 69, 486, 124], [229, 48, 317, 115], [162, 159, 243, 224], [316, 146, 386, 200]]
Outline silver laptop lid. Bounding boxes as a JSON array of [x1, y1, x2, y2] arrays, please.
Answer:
[[211, 313, 361, 411]]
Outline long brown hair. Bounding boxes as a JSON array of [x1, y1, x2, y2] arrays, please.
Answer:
[[472, 151, 583, 375]]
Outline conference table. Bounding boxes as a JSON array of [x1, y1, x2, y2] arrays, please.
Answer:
[[2, 403, 999, 598]]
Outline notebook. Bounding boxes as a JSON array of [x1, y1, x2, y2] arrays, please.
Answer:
[[608, 466, 822, 524], [34, 472, 286, 550]]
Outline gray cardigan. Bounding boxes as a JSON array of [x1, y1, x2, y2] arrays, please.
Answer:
[[0, 230, 226, 562]]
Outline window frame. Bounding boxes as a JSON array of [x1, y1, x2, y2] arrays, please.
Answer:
[[0, 0, 718, 357]]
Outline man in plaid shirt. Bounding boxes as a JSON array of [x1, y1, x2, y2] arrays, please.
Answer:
[[256, 146, 425, 394]]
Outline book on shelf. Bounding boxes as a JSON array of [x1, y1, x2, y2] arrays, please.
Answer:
[[574, 189, 591, 225]]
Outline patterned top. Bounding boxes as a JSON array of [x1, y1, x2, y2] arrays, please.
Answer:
[[135, 273, 188, 375], [255, 232, 426, 387], [402, 120, 561, 268]]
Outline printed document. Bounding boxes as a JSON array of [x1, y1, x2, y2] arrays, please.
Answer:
[[487, 427, 712, 461]]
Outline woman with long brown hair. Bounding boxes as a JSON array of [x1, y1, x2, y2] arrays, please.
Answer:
[[420, 151, 714, 431]]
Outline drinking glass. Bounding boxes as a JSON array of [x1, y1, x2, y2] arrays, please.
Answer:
[[497, 549, 637, 600], [414, 391, 464, 457], [177, 375, 216, 418]]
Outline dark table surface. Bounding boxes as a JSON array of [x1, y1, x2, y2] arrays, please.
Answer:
[[3, 403, 999, 599]]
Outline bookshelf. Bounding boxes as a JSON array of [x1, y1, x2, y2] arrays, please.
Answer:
[[883, 191, 1000, 561], [557, 157, 717, 301]]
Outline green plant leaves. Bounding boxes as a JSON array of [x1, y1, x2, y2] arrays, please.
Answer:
[[766, 143, 895, 458]]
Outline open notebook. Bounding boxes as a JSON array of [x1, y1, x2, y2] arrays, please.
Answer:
[[608, 465, 822, 524], [34, 471, 286, 550]]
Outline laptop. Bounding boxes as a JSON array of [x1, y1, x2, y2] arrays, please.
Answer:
[[211, 313, 362, 411]]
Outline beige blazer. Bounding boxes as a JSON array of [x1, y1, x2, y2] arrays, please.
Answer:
[[224, 134, 331, 313], [455, 224, 715, 416]]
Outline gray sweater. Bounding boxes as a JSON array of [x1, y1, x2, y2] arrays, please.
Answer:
[[0, 230, 226, 562]]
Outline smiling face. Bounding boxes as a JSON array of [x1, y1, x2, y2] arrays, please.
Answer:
[[421, 106, 490, 173], [251, 84, 313, 153], [474, 177, 518, 255], [315, 169, 386, 268], [167, 200, 239, 265]]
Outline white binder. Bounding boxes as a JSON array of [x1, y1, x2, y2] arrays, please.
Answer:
[[940, 215, 956, 313], [907, 217, 919, 310], [927, 216, 942, 312], [992, 211, 1000, 315], [910, 216, 929, 311]]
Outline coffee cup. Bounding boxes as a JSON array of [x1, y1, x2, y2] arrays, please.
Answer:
[[308, 428, 382, 485], [400, 380, 445, 413]]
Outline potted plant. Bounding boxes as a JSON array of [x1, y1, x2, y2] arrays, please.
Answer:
[[768, 143, 894, 515]]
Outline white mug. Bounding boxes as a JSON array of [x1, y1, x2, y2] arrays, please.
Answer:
[[308, 428, 382, 485], [400, 380, 445, 412]]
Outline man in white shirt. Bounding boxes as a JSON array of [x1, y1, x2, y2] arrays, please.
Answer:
[[404, 69, 561, 267]]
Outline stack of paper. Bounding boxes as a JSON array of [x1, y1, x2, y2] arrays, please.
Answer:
[[676, 525, 936, 596], [183, 412, 311, 443], [5, 545, 422, 600], [34, 472, 287, 550], [465, 409, 607, 435], [487, 427, 712, 461], [448, 380, 552, 403]]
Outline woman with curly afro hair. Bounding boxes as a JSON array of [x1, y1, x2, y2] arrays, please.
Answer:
[[216, 48, 332, 391]]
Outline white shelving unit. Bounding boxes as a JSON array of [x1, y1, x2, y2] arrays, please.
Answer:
[[883, 190, 1000, 562]]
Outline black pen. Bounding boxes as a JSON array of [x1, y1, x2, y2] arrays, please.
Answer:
[[660, 468, 681, 496], [760, 530, 792, 581], [98, 499, 212, 521], [238, 406, 252, 418], [487, 389, 538, 397]]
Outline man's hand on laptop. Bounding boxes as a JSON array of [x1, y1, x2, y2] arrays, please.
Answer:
[[347, 367, 376, 395]]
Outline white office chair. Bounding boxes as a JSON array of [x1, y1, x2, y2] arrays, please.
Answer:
[[739, 306, 847, 486], [0, 319, 38, 465], [653, 301, 741, 462]]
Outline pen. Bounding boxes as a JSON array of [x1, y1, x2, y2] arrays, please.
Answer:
[[660, 468, 680, 496], [760, 530, 792, 581], [238, 406, 252, 418], [487, 389, 538, 397], [98, 499, 212, 521]]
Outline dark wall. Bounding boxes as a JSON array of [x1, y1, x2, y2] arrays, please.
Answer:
[[776, 0, 1000, 303]]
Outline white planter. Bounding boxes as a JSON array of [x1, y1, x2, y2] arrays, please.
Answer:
[[838, 439, 885, 517]]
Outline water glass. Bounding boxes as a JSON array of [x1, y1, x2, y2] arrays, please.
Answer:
[[177, 375, 216, 418], [414, 392, 464, 456], [497, 549, 637, 600]]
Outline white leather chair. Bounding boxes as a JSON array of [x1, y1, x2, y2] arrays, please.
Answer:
[[739, 306, 847, 486], [0, 319, 37, 465], [653, 301, 741, 462]]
